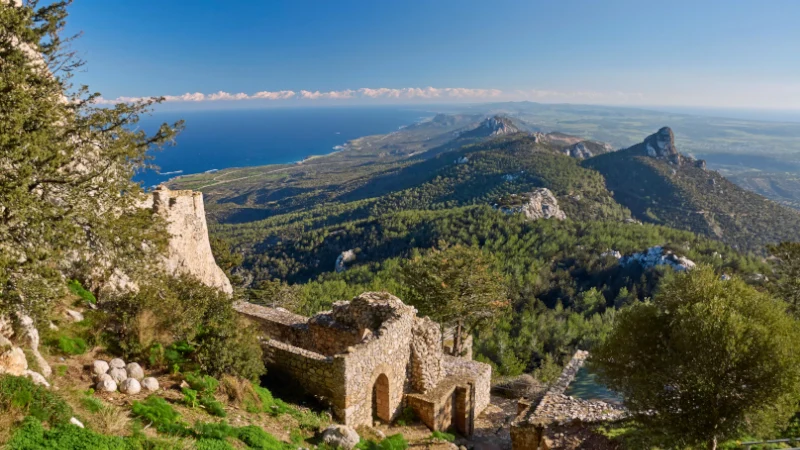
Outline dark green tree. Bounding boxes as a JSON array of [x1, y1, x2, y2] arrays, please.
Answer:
[[400, 244, 508, 356], [591, 266, 800, 450], [768, 242, 800, 317], [0, 1, 182, 317]]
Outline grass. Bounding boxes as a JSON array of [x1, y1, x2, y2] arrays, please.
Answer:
[[67, 279, 96, 305], [429, 430, 455, 442], [53, 335, 88, 355], [0, 375, 73, 426]]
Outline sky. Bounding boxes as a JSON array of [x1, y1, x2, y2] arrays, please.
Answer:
[[63, 0, 800, 110]]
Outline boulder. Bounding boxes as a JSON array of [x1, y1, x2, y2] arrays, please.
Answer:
[[24, 370, 50, 388], [96, 378, 117, 392], [109, 358, 125, 369], [92, 360, 110, 376], [65, 309, 84, 322], [0, 345, 27, 376], [141, 377, 160, 391], [95, 373, 113, 384], [520, 189, 566, 221], [109, 367, 128, 384], [322, 425, 360, 450], [16, 314, 51, 377], [120, 378, 141, 395], [125, 362, 144, 380]]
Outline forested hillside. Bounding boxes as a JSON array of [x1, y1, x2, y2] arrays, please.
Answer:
[[585, 128, 800, 252]]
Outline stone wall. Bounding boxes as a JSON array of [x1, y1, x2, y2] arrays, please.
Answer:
[[236, 292, 493, 432], [144, 187, 232, 294], [410, 317, 444, 394]]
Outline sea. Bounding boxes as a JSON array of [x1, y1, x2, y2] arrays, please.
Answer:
[[135, 106, 431, 188]]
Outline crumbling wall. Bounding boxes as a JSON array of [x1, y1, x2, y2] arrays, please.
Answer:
[[145, 187, 233, 294], [410, 317, 444, 394], [442, 355, 491, 415]]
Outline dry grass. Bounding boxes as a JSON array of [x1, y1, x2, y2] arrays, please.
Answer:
[[0, 407, 25, 445], [90, 403, 131, 435]]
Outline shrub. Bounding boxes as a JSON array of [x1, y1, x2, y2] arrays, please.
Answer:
[[356, 434, 409, 450], [234, 425, 285, 450], [429, 430, 455, 442], [81, 396, 103, 414], [67, 280, 97, 305], [0, 375, 73, 425], [194, 421, 236, 440], [395, 406, 417, 426], [131, 395, 188, 435], [104, 275, 264, 381], [185, 373, 219, 395], [54, 336, 88, 355], [196, 438, 236, 450], [182, 388, 199, 408], [199, 396, 227, 418]]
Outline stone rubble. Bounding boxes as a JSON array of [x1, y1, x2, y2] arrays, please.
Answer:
[[619, 246, 696, 271]]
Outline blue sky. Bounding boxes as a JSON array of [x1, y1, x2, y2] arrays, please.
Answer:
[[65, 0, 800, 109]]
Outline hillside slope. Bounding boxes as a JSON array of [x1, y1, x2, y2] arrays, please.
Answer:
[[584, 127, 800, 252]]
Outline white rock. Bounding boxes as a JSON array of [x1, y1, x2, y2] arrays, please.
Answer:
[[65, 309, 84, 322], [108, 367, 127, 383], [322, 425, 360, 450], [16, 313, 51, 377], [109, 358, 125, 369], [70, 417, 84, 428], [120, 378, 141, 395], [96, 378, 117, 392], [0, 346, 27, 376], [125, 362, 144, 380], [95, 373, 113, 383], [48, 322, 59, 331], [92, 360, 110, 376], [141, 377, 160, 391], [24, 370, 50, 387]]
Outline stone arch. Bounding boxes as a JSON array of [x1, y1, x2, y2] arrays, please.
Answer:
[[372, 373, 390, 422]]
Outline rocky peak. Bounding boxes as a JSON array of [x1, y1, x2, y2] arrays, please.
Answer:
[[482, 116, 519, 136], [643, 127, 680, 163]]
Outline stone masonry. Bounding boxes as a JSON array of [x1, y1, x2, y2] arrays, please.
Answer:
[[141, 186, 233, 294], [236, 292, 492, 433], [510, 351, 626, 449]]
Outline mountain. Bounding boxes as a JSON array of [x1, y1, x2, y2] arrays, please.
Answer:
[[584, 127, 800, 252], [458, 116, 521, 139]]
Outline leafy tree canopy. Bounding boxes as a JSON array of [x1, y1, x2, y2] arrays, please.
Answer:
[[590, 266, 800, 449]]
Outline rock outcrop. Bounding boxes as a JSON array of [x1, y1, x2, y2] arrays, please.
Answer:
[[460, 116, 520, 139], [562, 140, 613, 159], [619, 246, 696, 271], [639, 126, 707, 168], [335, 250, 356, 273], [498, 189, 567, 221], [140, 187, 233, 294]]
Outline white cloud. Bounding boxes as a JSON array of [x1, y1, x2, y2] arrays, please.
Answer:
[[93, 86, 503, 105]]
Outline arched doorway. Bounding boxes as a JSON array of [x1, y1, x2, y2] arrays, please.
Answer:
[[372, 373, 390, 422]]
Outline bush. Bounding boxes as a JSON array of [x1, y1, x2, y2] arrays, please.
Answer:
[[356, 434, 409, 450], [0, 375, 73, 425], [196, 438, 236, 450], [199, 396, 227, 418], [53, 335, 88, 355], [182, 388, 199, 409], [131, 395, 188, 435], [234, 425, 285, 450], [185, 373, 219, 395], [429, 430, 455, 442], [194, 421, 236, 440], [67, 280, 97, 305], [394, 406, 416, 426], [104, 275, 264, 381]]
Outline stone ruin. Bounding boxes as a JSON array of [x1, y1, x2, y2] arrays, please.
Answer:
[[140, 186, 233, 294], [235, 292, 492, 435], [510, 351, 626, 449]]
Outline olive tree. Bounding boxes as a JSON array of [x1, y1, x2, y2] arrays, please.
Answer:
[[590, 266, 800, 449]]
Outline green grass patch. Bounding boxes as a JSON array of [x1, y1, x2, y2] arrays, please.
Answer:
[[234, 425, 287, 450], [51, 335, 88, 355], [429, 430, 455, 442], [356, 434, 409, 450], [0, 375, 73, 425], [68, 279, 96, 305], [131, 395, 189, 435]]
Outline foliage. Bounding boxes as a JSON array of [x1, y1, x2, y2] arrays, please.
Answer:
[[199, 396, 226, 418], [52, 335, 88, 355], [355, 434, 409, 450], [7, 417, 135, 450], [131, 395, 187, 435], [429, 430, 455, 442], [590, 267, 800, 449], [185, 373, 219, 395], [768, 242, 800, 317], [104, 275, 264, 381], [0, 375, 72, 425], [233, 425, 286, 450], [181, 388, 199, 409], [0, 0, 181, 319], [400, 244, 508, 355], [394, 406, 417, 426], [67, 280, 96, 305]]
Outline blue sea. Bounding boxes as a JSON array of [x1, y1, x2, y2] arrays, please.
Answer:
[[136, 107, 431, 187]]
